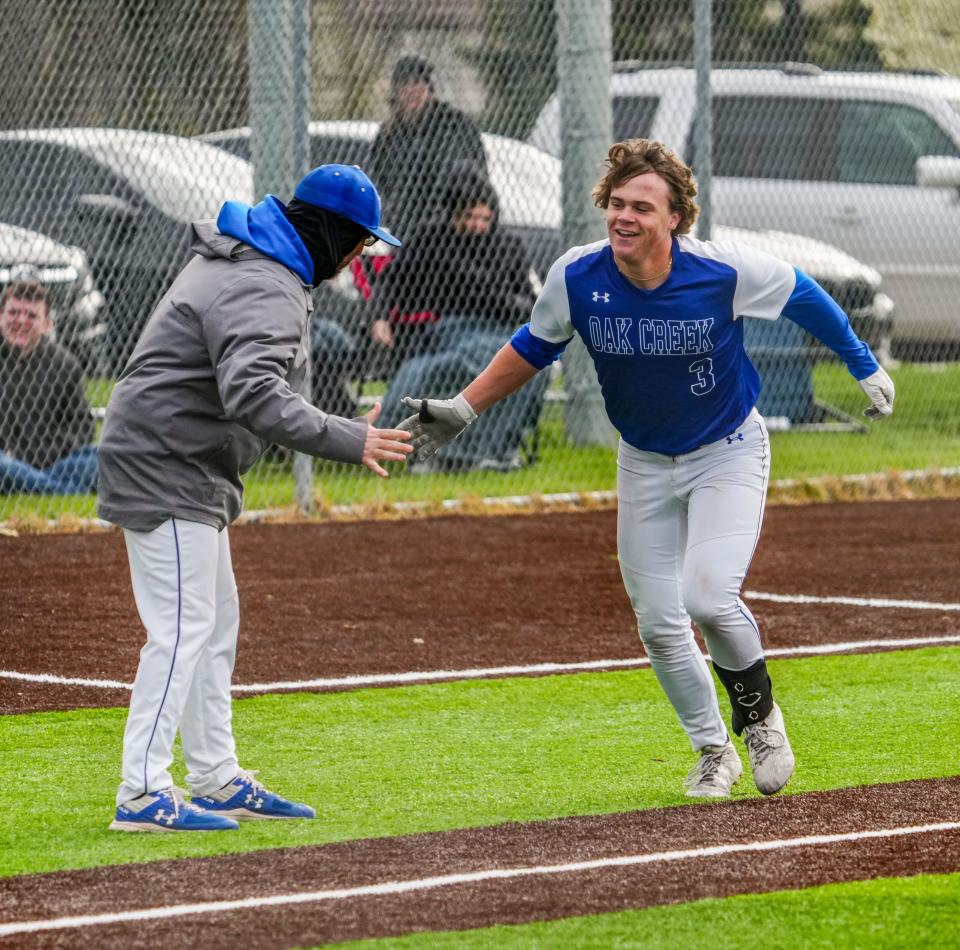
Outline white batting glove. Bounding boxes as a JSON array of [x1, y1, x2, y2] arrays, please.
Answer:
[[397, 394, 478, 461], [858, 367, 895, 419]]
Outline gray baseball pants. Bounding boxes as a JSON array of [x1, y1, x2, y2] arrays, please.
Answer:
[[617, 409, 770, 750], [116, 518, 241, 806]]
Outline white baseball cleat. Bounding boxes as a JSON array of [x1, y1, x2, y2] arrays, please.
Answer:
[[684, 741, 743, 798], [743, 702, 795, 795]]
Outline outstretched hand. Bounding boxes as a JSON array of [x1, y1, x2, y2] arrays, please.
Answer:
[[362, 401, 413, 478], [397, 394, 478, 462]]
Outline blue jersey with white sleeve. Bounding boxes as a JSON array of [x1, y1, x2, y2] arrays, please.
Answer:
[[511, 234, 879, 455]]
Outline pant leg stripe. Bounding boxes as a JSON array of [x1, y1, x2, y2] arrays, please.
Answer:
[[737, 601, 762, 639], [140, 518, 183, 796], [736, 418, 770, 655], [745, 417, 770, 565]]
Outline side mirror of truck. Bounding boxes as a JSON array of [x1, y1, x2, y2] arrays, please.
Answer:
[[915, 155, 960, 192]]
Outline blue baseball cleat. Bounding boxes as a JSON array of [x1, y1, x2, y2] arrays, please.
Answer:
[[109, 787, 240, 832], [191, 770, 316, 820]]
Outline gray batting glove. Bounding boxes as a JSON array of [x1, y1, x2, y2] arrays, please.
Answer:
[[858, 367, 895, 419], [397, 394, 478, 461]]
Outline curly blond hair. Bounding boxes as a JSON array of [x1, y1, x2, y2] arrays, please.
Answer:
[[592, 139, 700, 236]]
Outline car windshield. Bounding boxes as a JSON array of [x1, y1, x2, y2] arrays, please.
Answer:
[[483, 135, 561, 230], [40, 129, 254, 222]]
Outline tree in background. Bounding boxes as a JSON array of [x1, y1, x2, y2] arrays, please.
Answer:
[[312, 0, 404, 120], [468, 0, 557, 139], [475, 0, 884, 139], [0, 0, 911, 140], [612, 0, 882, 68], [0, 0, 248, 135], [804, 0, 883, 69]]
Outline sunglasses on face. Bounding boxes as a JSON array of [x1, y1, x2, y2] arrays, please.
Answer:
[[363, 235, 378, 247]]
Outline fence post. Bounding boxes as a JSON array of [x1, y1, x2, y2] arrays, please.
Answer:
[[248, 0, 313, 513], [693, 0, 713, 241], [555, 0, 618, 448]]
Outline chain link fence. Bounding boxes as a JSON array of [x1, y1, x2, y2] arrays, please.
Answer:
[[1, 0, 959, 525]]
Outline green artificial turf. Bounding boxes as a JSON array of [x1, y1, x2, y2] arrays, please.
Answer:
[[328, 872, 960, 949], [1, 647, 958, 877], [772, 360, 960, 479]]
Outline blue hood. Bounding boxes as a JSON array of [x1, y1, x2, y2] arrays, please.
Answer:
[[216, 196, 314, 284]]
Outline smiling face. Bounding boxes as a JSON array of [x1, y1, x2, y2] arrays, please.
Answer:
[[604, 172, 681, 268], [0, 294, 52, 355]]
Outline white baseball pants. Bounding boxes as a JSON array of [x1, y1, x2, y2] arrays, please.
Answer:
[[617, 409, 770, 751], [117, 518, 241, 806]]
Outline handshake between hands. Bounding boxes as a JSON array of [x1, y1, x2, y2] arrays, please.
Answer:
[[360, 394, 478, 477], [396, 394, 478, 462]]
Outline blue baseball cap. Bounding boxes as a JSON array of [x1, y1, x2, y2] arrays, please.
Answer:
[[293, 164, 401, 247]]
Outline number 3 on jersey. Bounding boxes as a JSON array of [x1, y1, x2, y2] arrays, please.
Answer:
[[688, 357, 716, 396]]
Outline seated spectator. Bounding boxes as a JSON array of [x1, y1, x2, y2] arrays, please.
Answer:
[[305, 247, 399, 420], [0, 279, 98, 494], [371, 177, 549, 470]]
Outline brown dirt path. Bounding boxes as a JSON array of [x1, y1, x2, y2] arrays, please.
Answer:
[[2, 499, 959, 715], [1, 777, 957, 949], [1, 502, 958, 946]]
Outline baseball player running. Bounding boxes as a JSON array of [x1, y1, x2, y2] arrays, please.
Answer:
[[99, 165, 411, 832], [399, 140, 894, 798]]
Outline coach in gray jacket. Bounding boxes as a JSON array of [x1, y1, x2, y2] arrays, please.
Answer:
[[100, 165, 412, 833]]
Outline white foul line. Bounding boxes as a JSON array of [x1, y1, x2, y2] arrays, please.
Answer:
[[3, 633, 960, 696], [1, 820, 957, 937], [233, 657, 652, 692], [232, 633, 960, 692], [745, 591, 960, 611], [0, 670, 130, 689]]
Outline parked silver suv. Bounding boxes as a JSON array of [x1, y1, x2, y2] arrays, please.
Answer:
[[530, 65, 960, 354]]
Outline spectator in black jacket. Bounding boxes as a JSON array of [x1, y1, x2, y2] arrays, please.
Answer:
[[0, 279, 98, 493], [369, 56, 487, 236], [371, 175, 537, 376], [371, 177, 548, 469]]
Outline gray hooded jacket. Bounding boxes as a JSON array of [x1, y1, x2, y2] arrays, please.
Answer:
[[97, 222, 367, 531]]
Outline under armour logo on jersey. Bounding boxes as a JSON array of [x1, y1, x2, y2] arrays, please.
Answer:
[[592, 291, 610, 303], [726, 433, 745, 444]]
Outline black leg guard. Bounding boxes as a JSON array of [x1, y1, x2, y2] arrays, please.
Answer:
[[713, 658, 774, 736]]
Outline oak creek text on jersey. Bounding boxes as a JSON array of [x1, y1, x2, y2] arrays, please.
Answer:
[[587, 314, 715, 356]]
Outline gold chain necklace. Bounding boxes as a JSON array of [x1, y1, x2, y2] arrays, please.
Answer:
[[618, 255, 673, 283]]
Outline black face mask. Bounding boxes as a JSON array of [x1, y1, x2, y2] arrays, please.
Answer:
[[282, 198, 369, 284]]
